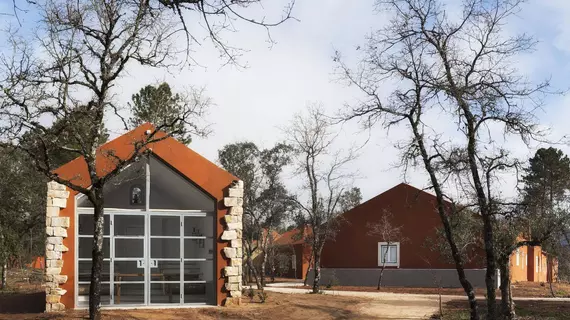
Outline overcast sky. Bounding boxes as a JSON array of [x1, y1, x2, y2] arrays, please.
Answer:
[[2, 0, 570, 203]]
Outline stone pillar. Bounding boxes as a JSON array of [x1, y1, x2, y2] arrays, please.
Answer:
[[45, 181, 70, 312], [221, 180, 244, 305]]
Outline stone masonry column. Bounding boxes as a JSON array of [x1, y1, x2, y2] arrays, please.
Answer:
[[221, 180, 244, 305], [44, 181, 70, 312]]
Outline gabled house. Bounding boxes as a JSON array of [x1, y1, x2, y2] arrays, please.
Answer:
[[43, 124, 244, 311], [276, 183, 557, 288]]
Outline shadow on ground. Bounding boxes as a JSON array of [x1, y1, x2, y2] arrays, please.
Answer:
[[0, 291, 46, 314]]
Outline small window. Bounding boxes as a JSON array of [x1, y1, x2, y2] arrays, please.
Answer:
[[378, 242, 399, 267], [130, 185, 145, 205], [515, 249, 520, 266]]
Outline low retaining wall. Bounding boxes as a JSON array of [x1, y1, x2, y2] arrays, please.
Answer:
[[307, 268, 489, 288]]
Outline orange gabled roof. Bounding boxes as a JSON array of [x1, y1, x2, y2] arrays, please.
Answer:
[[274, 226, 312, 246], [54, 123, 237, 199]]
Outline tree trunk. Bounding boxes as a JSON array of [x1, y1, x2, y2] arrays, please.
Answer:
[[549, 279, 556, 298], [89, 196, 104, 320], [409, 120, 480, 320], [246, 254, 262, 290], [1, 260, 6, 289], [377, 246, 389, 289], [499, 258, 515, 320], [303, 253, 313, 286], [312, 251, 321, 293], [261, 250, 267, 287], [482, 218, 497, 320]]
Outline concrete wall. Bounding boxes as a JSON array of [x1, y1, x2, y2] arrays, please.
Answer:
[[307, 268, 489, 288]]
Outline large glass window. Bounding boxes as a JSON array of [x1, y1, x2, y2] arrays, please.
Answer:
[[149, 156, 215, 210], [76, 153, 217, 306], [77, 160, 146, 209]]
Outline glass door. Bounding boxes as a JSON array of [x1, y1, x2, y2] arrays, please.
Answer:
[[112, 213, 146, 305], [183, 214, 215, 304], [149, 214, 182, 304]]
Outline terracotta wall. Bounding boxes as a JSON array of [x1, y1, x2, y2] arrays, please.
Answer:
[[526, 246, 551, 282], [59, 190, 76, 308], [510, 246, 529, 282], [320, 184, 485, 270]]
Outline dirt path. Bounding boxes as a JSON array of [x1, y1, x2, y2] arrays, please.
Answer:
[[262, 285, 570, 319], [355, 295, 442, 319], [263, 287, 446, 319]]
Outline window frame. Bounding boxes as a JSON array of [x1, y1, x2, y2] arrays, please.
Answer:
[[377, 242, 400, 267]]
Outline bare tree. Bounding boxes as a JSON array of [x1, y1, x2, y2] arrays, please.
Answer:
[[218, 142, 295, 297], [0, 1, 294, 318], [337, 0, 553, 318], [367, 210, 404, 289], [285, 104, 356, 293]]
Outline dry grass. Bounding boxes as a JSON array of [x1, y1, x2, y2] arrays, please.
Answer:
[[0, 292, 373, 320], [438, 299, 570, 320]]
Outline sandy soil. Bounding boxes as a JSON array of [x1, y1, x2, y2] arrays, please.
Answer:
[[0, 292, 386, 320], [275, 281, 570, 298]]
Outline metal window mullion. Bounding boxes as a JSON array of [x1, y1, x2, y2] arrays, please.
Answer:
[[110, 211, 115, 305], [149, 236, 180, 239], [145, 211, 150, 306], [180, 215, 184, 304]]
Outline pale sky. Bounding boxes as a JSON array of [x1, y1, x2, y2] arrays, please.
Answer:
[[2, 0, 570, 202]]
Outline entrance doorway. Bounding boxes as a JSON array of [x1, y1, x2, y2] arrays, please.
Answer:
[[76, 209, 215, 307], [75, 155, 216, 307]]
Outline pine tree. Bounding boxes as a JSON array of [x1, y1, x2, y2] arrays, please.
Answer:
[[129, 83, 206, 145]]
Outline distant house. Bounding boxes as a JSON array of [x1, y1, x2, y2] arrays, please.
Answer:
[[275, 183, 557, 288], [272, 227, 312, 279]]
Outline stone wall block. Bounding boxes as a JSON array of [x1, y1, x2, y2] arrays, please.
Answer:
[[54, 244, 69, 252], [228, 207, 243, 216], [222, 180, 243, 306], [51, 198, 67, 208], [46, 268, 61, 275], [47, 190, 70, 199], [46, 207, 60, 217], [52, 227, 67, 237], [223, 247, 237, 259], [46, 250, 61, 260], [47, 181, 66, 191], [225, 283, 240, 291], [53, 275, 68, 284], [224, 266, 239, 277], [46, 237, 63, 245], [228, 188, 243, 198], [45, 180, 69, 313], [223, 197, 239, 207], [46, 259, 63, 268], [46, 295, 61, 304], [51, 303, 65, 311], [50, 217, 70, 228], [230, 239, 242, 248], [225, 222, 242, 231], [221, 230, 237, 241]]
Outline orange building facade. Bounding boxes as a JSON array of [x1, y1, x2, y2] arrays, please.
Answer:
[[510, 245, 556, 283], [276, 183, 558, 288], [44, 124, 244, 311]]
